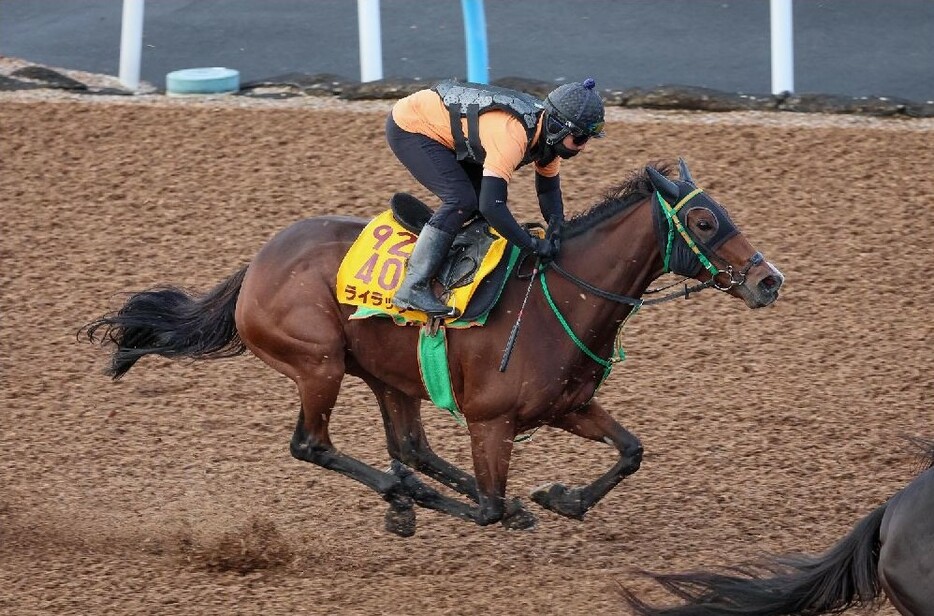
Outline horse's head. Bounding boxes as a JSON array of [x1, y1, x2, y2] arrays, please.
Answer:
[[647, 160, 783, 308]]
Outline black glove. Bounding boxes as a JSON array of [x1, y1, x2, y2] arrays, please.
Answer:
[[533, 236, 558, 260], [533, 217, 563, 260], [544, 216, 562, 257]]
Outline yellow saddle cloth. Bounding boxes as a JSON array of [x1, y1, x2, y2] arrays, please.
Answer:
[[335, 210, 509, 325]]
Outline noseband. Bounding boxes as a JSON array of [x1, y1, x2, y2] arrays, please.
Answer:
[[710, 250, 763, 291]]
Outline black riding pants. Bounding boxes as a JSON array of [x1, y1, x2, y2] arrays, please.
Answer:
[[386, 114, 482, 234]]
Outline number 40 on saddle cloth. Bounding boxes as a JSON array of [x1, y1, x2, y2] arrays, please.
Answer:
[[335, 210, 517, 326]]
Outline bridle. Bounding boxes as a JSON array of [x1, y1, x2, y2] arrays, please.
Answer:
[[544, 188, 762, 308], [521, 187, 763, 380]]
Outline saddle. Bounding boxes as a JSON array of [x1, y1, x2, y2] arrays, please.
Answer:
[[390, 193, 520, 322]]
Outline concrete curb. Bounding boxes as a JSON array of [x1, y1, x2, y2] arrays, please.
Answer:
[[5, 66, 933, 118]]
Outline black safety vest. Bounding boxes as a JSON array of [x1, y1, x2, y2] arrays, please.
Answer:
[[433, 80, 545, 167]]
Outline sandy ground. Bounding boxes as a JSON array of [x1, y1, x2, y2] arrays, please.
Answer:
[[1, 94, 932, 615]]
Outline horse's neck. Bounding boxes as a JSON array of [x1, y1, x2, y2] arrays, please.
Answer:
[[559, 197, 662, 333], [567, 196, 661, 289]]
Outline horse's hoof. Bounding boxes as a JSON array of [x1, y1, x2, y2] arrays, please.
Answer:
[[530, 482, 587, 520], [387, 459, 414, 478], [501, 498, 537, 531], [385, 505, 416, 537]]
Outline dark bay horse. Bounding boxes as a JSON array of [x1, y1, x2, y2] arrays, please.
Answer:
[[623, 437, 934, 615], [84, 160, 783, 536]]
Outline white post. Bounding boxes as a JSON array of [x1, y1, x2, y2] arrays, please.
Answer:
[[119, 0, 145, 90], [357, 0, 383, 82], [770, 0, 794, 94]]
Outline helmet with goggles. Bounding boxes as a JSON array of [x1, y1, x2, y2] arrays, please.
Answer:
[[544, 77, 604, 145], [543, 77, 606, 145]]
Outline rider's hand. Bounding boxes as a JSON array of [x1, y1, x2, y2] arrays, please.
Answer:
[[532, 236, 558, 260], [534, 217, 562, 260]]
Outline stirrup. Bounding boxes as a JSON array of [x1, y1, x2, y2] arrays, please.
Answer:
[[422, 307, 460, 334], [415, 304, 460, 319], [394, 288, 458, 318]]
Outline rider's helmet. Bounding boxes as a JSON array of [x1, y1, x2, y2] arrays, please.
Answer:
[[543, 77, 606, 145]]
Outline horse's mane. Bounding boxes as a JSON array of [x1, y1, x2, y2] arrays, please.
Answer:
[[564, 161, 674, 239]]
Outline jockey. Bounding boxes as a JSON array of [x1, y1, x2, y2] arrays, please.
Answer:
[[386, 77, 606, 316]]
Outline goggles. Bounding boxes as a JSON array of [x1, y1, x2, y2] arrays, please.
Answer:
[[548, 115, 606, 145]]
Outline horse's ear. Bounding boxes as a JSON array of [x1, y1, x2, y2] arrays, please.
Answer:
[[678, 158, 695, 185], [647, 166, 679, 201]]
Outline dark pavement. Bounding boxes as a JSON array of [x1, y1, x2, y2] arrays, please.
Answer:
[[1, 0, 932, 102]]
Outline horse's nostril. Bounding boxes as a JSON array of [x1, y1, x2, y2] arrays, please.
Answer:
[[760, 275, 780, 291]]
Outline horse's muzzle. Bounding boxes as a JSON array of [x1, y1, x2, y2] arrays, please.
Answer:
[[743, 260, 784, 308]]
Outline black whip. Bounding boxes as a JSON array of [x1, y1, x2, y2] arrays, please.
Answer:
[[498, 259, 539, 372], [499, 219, 560, 372]]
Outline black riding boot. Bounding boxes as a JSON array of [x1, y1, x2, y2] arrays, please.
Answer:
[[394, 224, 456, 315]]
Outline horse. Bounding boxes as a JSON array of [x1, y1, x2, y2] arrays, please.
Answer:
[[622, 437, 934, 615], [83, 159, 784, 536]]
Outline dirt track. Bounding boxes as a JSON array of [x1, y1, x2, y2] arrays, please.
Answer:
[[2, 98, 932, 615]]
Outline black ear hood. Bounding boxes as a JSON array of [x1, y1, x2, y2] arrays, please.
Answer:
[[648, 163, 740, 277], [678, 157, 695, 184], [647, 166, 679, 202]]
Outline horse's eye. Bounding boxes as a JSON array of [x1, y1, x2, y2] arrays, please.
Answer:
[[697, 220, 713, 231]]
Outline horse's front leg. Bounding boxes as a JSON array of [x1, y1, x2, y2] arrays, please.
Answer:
[[467, 414, 536, 529], [532, 400, 643, 519]]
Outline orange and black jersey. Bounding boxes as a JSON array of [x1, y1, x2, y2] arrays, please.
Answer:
[[391, 89, 561, 181]]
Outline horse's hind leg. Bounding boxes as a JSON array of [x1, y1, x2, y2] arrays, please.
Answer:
[[366, 378, 479, 500], [532, 399, 643, 519], [368, 380, 536, 530], [288, 373, 415, 535]]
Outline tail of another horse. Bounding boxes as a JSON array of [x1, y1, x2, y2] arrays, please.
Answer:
[[623, 502, 887, 615], [82, 266, 249, 379]]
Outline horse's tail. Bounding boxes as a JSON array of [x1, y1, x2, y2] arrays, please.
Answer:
[[82, 266, 249, 379], [622, 502, 887, 616]]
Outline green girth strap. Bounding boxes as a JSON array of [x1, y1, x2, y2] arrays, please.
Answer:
[[418, 327, 466, 426]]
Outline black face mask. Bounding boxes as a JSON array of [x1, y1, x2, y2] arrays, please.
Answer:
[[552, 141, 579, 159]]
